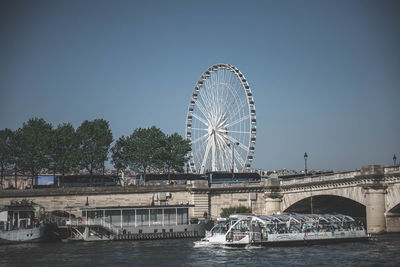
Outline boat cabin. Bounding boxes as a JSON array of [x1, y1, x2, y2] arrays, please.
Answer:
[[0, 200, 40, 231]]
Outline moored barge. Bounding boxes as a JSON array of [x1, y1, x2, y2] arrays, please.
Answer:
[[63, 204, 206, 241]]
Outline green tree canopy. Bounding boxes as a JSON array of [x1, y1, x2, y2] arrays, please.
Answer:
[[49, 123, 79, 179], [19, 118, 53, 186], [163, 133, 191, 179], [127, 126, 165, 175], [220, 206, 252, 218], [111, 136, 128, 171], [76, 119, 113, 178], [112, 126, 166, 182], [0, 128, 14, 189]]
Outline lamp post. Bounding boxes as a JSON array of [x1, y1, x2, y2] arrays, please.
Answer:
[[394, 154, 397, 166], [304, 152, 312, 213], [304, 152, 308, 176]]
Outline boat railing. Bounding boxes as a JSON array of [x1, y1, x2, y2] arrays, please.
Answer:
[[250, 232, 262, 242], [65, 218, 122, 235]]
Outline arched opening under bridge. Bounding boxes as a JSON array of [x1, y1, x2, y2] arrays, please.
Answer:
[[284, 195, 366, 225], [389, 203, 400, 214]]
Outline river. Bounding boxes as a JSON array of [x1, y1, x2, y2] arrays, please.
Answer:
[[1, 234, 400, 266]]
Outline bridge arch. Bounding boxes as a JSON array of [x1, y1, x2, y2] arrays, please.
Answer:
[[283, 194, 366, 221], [388, 203, 400, 213], [386, 183, 400, 212], [281, 186, 367, 212]]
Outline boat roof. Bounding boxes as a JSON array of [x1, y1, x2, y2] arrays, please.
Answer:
[[75, 204, 194, 211], [250, 214, 356, 224]]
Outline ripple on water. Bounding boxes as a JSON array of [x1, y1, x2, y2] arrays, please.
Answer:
[[0, 234, 400, 266]]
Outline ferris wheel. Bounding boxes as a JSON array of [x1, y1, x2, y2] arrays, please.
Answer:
[[185, 63, 256, 174]]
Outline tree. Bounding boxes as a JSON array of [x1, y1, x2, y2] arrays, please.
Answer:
[[220, 205, 252, 218], [0, 128, 14, 189], [76, 119, 113, 184], [111, 136, 129, 185], [19, 118, 53, 187], [124, 126, 166, 183], [163, 133, 191, 181], [49, 123, 79, 186], [9, 129, 23, 189]]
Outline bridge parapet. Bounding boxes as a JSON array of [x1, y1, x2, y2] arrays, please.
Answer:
[[280, 171, 361, 187], [385, 166, 400, 174]]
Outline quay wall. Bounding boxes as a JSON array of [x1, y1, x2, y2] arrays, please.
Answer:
[[0, 186, 192, 217]]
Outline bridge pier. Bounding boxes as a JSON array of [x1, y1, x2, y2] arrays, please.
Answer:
[[190, 181, 210, 219], [364, 186, 387, 234], [264, 177, 282, 215], [264, 197, 281, 215]]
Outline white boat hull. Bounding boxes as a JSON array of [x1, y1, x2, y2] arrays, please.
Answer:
[[0, 226, 45, 243]]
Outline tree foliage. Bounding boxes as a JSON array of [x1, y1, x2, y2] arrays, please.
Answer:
[[19, 118, 53, 186], [0, 128, 14, 189], [111, 136, 128, 172], [111, 127, 190, 182], [125, 126, 166, 179], [163, 133, 191, 178], [220, 206, 252, 218], [76, 119, 113, 177], [50, 123, 79, 180]]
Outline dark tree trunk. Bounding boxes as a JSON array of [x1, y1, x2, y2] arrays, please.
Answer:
[[62, 169, 65, 188], [53, 168, 56, 188], [14, 168, 17, 189], [90, 168, 93, 187], [0, 167, 3, 190]]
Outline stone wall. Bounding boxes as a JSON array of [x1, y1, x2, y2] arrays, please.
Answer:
[[0, 186, 192, 217]]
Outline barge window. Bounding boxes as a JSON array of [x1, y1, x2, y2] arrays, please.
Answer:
[[164, 208, 176, 226], [150, 209, 163, 225], [105, 210, 121, 226], [136, 209, 149, 226], [177, 208, 188, 225], [122, 210, 135, 227]]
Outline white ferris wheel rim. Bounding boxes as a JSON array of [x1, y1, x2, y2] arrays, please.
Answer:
[[185, 63, 256, 174]]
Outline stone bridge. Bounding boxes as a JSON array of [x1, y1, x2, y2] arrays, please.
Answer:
[[0, 165, 399, 234], [190, 165, 400, 234]]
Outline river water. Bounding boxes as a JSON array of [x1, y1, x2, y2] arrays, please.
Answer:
[[1, 234, 400, 266]]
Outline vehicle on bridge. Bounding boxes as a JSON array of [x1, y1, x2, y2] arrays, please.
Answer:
[[197, 213, 368, 247], [207, 171, 261, 183]]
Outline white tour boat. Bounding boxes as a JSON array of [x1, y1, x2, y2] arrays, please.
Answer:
[[200, 213, 368, 247]]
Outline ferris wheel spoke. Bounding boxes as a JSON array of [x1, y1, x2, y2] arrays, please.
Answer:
[[225, 135, 249, 152], [192, 113, 209, 127], [191, 127, 208, 132], [227, 130, 251, 134], [233, 147, 246, 170], [196, 100, 212, 121], [191, 132, 209, 144], [200, 137, 212, 173], [227, 99, 247, 121], [215, 134, 230, 169], [226, 114, 250, 128]]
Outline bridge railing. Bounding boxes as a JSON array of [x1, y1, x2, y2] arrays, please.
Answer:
[[385, 166, 400, 174], [280, 171, 361, 186]]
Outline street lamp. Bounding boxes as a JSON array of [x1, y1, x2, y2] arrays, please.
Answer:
[[304, 152, 308, 176], [304, 152, 312, 213], [394, 154, 397, 166]]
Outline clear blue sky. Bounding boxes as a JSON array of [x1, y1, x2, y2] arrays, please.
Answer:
[[1, 0, 399, 172]]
